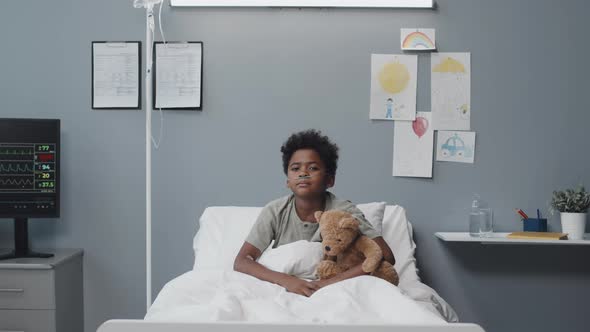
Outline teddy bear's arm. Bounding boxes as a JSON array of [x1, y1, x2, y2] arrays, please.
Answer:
[[354, 236, 383, 273], [316, 260, 347, 279]]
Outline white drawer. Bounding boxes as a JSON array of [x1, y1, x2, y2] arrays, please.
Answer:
[[0, 309, 55, 332], [0, 270, 54, 310]]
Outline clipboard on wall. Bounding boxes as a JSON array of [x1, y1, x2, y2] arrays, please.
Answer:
[[91, 41, 141, 110], [153, 41, 203, 111]]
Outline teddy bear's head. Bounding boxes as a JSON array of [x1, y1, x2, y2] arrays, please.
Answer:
[[314, 210, 360, 256]]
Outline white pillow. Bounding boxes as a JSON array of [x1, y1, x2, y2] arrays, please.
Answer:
[[356, 202, 386, 235], [257, 240, 324, 280], [381, 205, 420, 285], [193, 206, 262, 271]]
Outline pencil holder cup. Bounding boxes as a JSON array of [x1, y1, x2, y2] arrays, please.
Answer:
[[523, 218, 547, 232]]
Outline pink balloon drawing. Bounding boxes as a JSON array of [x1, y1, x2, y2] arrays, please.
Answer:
[[412, 117, 429, 138]]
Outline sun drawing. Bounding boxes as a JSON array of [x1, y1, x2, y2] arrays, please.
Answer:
[[378, 62, 409, 94]]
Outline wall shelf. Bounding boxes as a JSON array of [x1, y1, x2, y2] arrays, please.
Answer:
[[170, 0, 436, 8], [435, 232, 590, 245]]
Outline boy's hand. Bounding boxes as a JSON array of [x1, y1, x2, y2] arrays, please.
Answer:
[[310, 278, 334, 289], [278, 275, 320, 297]]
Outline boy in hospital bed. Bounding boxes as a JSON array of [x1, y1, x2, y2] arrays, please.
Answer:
[[234, 129, 395, 297]]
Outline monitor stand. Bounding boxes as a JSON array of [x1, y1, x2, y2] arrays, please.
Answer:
[[0, 218, 54, 261]]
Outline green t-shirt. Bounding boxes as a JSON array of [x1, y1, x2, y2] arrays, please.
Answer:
[[245, 192, 378, 252]]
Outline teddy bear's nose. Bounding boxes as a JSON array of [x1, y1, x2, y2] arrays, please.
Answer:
[[325, 246, 331, 252]]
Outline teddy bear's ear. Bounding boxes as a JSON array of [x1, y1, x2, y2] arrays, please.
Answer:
[[339, 217, 360, 230], [314, 211, 323, 222]]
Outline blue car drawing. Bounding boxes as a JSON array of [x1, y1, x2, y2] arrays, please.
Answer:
[[441, 134, 467, 157]]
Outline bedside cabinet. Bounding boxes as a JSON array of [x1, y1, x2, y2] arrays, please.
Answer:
[[0, 249, 83, 332]]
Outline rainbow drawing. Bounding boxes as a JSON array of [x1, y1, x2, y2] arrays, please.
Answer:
[[401, 29, 436, 50]]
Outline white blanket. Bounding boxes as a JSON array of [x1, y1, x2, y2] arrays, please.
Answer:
[[146, 270, 446, 325]]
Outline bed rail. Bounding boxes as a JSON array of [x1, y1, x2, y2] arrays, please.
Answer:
[[98, 320, 485, 332]]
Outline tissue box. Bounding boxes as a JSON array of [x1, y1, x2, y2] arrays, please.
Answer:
[[523, 218, 547, 232]]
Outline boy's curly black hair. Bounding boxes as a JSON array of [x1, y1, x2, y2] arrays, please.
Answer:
[[280, 129, 339, 176]]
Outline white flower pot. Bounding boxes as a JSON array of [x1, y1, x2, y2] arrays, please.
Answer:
[[560, 212, 587, 240]]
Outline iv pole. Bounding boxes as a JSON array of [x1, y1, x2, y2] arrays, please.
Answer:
[[133, 0, 162, 311]]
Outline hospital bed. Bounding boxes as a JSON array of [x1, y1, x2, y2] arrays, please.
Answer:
[[98, 204, 484, 332]]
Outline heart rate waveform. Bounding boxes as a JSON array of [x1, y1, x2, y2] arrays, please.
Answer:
[[0, 145, 34, 161]]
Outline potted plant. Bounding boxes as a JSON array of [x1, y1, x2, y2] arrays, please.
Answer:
[[550, 185, 590, 240]]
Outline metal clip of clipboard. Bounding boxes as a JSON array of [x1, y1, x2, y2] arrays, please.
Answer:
[[105, 42, 128, 48], [162, 42, 190, 49]]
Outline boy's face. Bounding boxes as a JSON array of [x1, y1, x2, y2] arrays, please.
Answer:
[[286, 149, 334, 199]]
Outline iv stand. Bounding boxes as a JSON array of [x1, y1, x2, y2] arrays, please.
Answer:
[[133, 0, 162, 312]]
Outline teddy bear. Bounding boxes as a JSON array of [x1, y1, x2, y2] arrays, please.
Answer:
[[314, 209, 399, 286]]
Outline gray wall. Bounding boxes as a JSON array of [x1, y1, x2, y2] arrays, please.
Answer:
[[1, 1, 589, 331]]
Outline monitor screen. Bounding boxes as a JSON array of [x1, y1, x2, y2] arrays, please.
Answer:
[[0, 118, 60, 218]]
